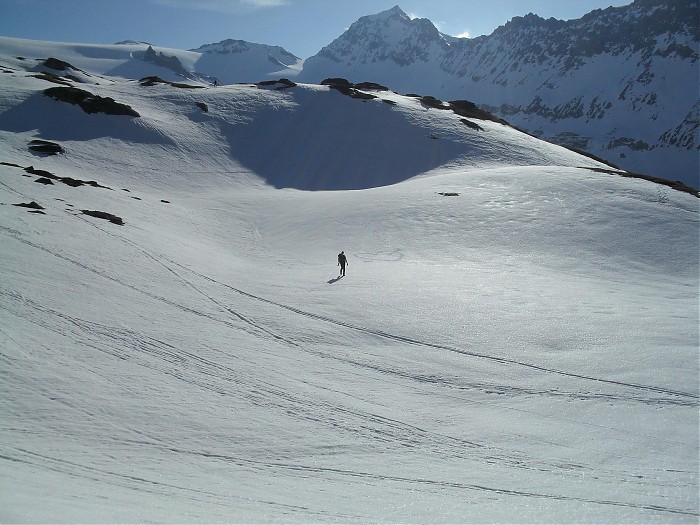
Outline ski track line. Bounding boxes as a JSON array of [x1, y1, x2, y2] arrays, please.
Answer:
[[3, 219, 695, 404], [4, 274, 669, 483], [73, 216, 699, 406], [49, 208, 700, 403], [71, 213, 299, 348], [1, 448, 347, 521], [159, 445, 699, 518], [0, 225, 294, 348], [3, 223, 698, 513], [4, 287, 554, 474], [8, 291, 677, 482], [165, 257, 699, 402]]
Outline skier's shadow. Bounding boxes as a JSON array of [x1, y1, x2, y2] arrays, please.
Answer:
[[327, 276, 343, 284]]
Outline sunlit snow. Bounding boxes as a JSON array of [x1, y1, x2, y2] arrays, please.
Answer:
[[1, 40, 698, 523]]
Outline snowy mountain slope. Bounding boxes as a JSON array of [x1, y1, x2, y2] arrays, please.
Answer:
[[190, 39, 302, 85], [298, 1, 700, 189], [0, 35, 302, 86], [1, 43, 699, 523], [2, 0, 696, 188]]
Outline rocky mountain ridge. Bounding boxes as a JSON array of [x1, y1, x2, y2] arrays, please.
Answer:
[[298, 1, 699, 187]]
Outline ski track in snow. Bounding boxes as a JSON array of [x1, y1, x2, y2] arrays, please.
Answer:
[[2, 213, 698, 520], [2, 206, 698, 521], [3, 219, 697, 410], [1, 50, 698, 521]]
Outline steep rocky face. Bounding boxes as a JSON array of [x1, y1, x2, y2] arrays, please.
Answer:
[[143, 45, 189, 77], [298, 1, 699, 187]]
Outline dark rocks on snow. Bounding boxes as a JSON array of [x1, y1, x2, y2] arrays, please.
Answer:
[[29, 139, 64, 155], [139, 76, 204, 89], [256, 78, 297, 89], [43, 86, 140, 117], [13, 201, 44, 209], [35, 177, 54, 185], [195, 102, 209, 112], [24, 166, 110, 189], [24, 166, 56, 178], [449, 99, 509, 125], [583, 167, 700, 198], [43, 57, 75, 71], [81, 209, 124, 225], [321, 78, 377, 100], [460, 118, 484, 131], [31, 72, 73, 85], [354, 82, 390, 91]]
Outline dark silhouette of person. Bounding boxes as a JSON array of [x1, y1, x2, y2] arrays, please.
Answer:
[[338, 251, 348, 276]]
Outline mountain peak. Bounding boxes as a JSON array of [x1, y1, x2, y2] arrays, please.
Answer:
[[303, 4, 445, 74], [383, 5, 409, 18]]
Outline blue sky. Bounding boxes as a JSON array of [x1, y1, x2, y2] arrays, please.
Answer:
[[1, 0, 633, 58]]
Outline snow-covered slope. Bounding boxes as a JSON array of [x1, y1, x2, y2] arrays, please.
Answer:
[[0, 35, 302, 86], [190, 39, 302, 84], [0, 42, 698, 523], [299, 1, 700, 189]]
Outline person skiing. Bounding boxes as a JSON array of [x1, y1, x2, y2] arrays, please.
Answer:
[[337, 251, 348, 276]]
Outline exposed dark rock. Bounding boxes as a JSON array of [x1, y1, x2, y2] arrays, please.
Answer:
[[143, 46, 189, 77], [43, 86, 140, 116], [81, 209, 124, 225], [35, 177, 54, 185], [256, 78, 297, 89], [23, 165, 110, 189], [438, 192, 460, 196], [460, 118, 484, 131], [321, 78, 353, 88], [24, 166, 57, 178], [31, 72, 73, 85], [43, 57, 74, 71], [61, 177, 109, 188], [582, 167, 699, 198], [354, 82, 390, 91], [321, 78, 380, 99], [324, 82, 377, 100], [29, 139, 64, 155], [139, 76, 204, 89], [195, 102, 208, 112], [449, 100, 508, 124], [421, 96, 450, 110], [161, 199, 170, 203], [13, 201, 44, 209], [607, 137, 651, 151]]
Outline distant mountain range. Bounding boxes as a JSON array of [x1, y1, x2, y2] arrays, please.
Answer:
[[1, 0, 696, 187], [297, 1, 699, 188]]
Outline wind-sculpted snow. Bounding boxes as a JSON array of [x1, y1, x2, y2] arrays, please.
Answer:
[[0, 40, 698, 523]]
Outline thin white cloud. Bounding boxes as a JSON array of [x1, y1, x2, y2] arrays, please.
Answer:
[[455, 30, 471, 38], [153, 0, 287, 14]]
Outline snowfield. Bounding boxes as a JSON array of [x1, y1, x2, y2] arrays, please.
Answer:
[[0, 42, 698, 523]]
